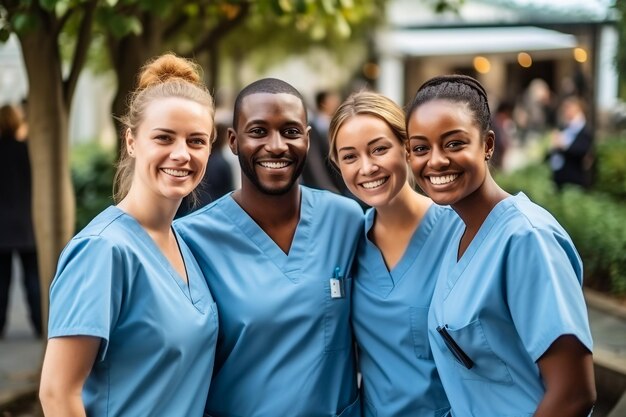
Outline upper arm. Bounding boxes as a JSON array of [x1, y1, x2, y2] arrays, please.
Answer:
[[40, 336, 101, 400], [535, 335, 596, 416]]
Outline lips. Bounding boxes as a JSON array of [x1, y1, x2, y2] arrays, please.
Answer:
[[428, 174, 459, 185], [161, 168, 191, 177], [361, 177, 389, 190], [257, 160, 291, 169]]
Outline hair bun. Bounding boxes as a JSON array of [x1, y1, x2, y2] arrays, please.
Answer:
[[137, 53, 202, 90]]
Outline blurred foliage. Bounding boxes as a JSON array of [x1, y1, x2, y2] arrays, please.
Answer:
[[495, 163, 626, 295], [71, 142, 116, 231], [594, 135, 626, 200]]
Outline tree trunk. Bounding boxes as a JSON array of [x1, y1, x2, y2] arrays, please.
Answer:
[[19, 32, 76, 337]]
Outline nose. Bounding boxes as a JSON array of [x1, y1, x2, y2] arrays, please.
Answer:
[[427, 146, 449, 170], [170, 139, 191, 162], [264, 131, 288, 155], [359, 156, 379, 176]]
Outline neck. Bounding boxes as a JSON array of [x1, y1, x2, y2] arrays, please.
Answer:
[[117, 187, 179, 234], [452, 175, 509, 234], [232, 182, 301, 228], [374, 183, 432, 229]]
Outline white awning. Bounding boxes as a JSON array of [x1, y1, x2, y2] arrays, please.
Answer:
[[378, 26, 578, 57]]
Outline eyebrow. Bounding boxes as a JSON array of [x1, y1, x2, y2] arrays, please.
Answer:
[[337, 136, 387, 152], [152, 128, 210, 137], [409, 129, 467, 141]]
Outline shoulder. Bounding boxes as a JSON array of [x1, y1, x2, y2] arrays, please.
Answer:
[[303, 186, 363, 215], [175, 193, 231, 226], [63, 207, 137, 260], [497, 194, 579, 258]]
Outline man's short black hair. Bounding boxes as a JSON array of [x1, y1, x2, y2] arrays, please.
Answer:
[[233, 78, 307, 129]]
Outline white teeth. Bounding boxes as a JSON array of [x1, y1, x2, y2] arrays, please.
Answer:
[[429, 174, 458, 185], [259, 161, 289, 169], [361, 177, 388, 189], [162, 168, 190, 177]]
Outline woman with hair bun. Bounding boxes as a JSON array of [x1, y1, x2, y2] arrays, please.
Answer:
[[39, 53, 218, 416], [406, 74, 595, 416]]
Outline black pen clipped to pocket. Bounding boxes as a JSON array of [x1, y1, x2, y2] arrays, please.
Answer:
[[436, 325, 474, 369]]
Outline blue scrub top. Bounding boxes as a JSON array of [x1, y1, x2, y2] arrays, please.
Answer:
[[428, 193, 593, 417], [48, 206, 218, 417], [353, 204, 460, 417], [175, 186, 363, 417]]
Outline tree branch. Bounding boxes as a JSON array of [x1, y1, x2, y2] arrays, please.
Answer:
[[63, 0, 98, 108], [188, 1, 251, 57], [54, 5, 77, 39]]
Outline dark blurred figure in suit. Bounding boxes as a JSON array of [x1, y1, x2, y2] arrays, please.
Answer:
[[548, 96, 595, 190], [0, 103, 42, 338], [176, 112, 234, 217], [301, 90, 347, 194]]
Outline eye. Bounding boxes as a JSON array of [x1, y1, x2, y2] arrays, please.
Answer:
[[372, 146, 389, 154], [340, 153, 357, 163], [445, 140, 464, 149], [411, 144, 429, 154], [283, 127, 302, 138], [248, 127, 266, 137], [188, 137, 208, 146], [154, 134, 172, 142]]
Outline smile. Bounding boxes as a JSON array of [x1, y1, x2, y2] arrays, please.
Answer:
[[258, 161, 290, 169], [361, 177, 388, 189], [161, 168, 191, 177], [429, 174, 459, 185]]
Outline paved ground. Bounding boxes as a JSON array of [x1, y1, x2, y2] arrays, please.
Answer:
[[1, 262, 625, 415]]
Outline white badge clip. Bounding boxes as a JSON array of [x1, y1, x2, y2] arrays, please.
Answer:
[[330, 267, 344, 299]]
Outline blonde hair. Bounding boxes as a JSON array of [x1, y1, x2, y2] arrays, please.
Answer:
[[113, 53, 216, 203]]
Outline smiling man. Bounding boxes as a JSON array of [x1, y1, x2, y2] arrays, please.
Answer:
[[174, 78, 363, 417]]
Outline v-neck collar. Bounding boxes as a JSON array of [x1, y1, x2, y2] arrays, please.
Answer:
[[219, 187, 313, 283], [110, 206, 207, 312], [363, 204, 440, 297], [443, 194, 520, 293]]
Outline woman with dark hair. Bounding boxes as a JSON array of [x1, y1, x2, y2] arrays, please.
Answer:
[[406, 74, 595, 417]]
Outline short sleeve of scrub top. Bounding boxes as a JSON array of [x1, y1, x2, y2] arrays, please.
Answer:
[[505, 224, 593, 360], [48, 235, 122, 359]]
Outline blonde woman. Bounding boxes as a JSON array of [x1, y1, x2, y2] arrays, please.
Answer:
[[39, 54, 218, 416]]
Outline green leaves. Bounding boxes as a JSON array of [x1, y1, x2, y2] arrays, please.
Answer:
[[96, 6, 142, 38]]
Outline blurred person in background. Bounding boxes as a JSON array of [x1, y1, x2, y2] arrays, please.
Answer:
[[302, 90, 350, 195], [0, 103, 41, 339], [548, 96, 595, 190], [177, 109, 235, 217], [490, 100, 516, 171]]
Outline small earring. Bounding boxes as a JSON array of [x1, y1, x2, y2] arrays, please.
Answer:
[[485, 154, 491, 161], [128, 150, 134, 157]]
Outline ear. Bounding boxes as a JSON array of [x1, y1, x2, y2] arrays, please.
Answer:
[[125, 128, 136, 157], [227, 127, 238, 155], [305, 126, 311, 153], [484, 130, 495, 161], [405, 143, 411, 162]]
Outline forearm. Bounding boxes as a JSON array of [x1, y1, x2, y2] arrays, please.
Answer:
[[533, 390, 595, 417], [40, 389, 87, 417]]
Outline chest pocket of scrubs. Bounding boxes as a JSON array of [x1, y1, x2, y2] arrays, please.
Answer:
[[324, 276, 353, 352], [446, 320, 513, 384], [410, 306, 433, 360]]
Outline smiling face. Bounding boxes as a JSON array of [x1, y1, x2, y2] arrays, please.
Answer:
[[230, 92, 309, 195], [335, 114, 408, 208], [407, 99, 494, 208], [126, 96, 213, 204]]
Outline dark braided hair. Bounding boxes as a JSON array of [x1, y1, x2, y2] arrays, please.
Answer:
[[233, 78, 307, 129], [406, 74, 492, 135]]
